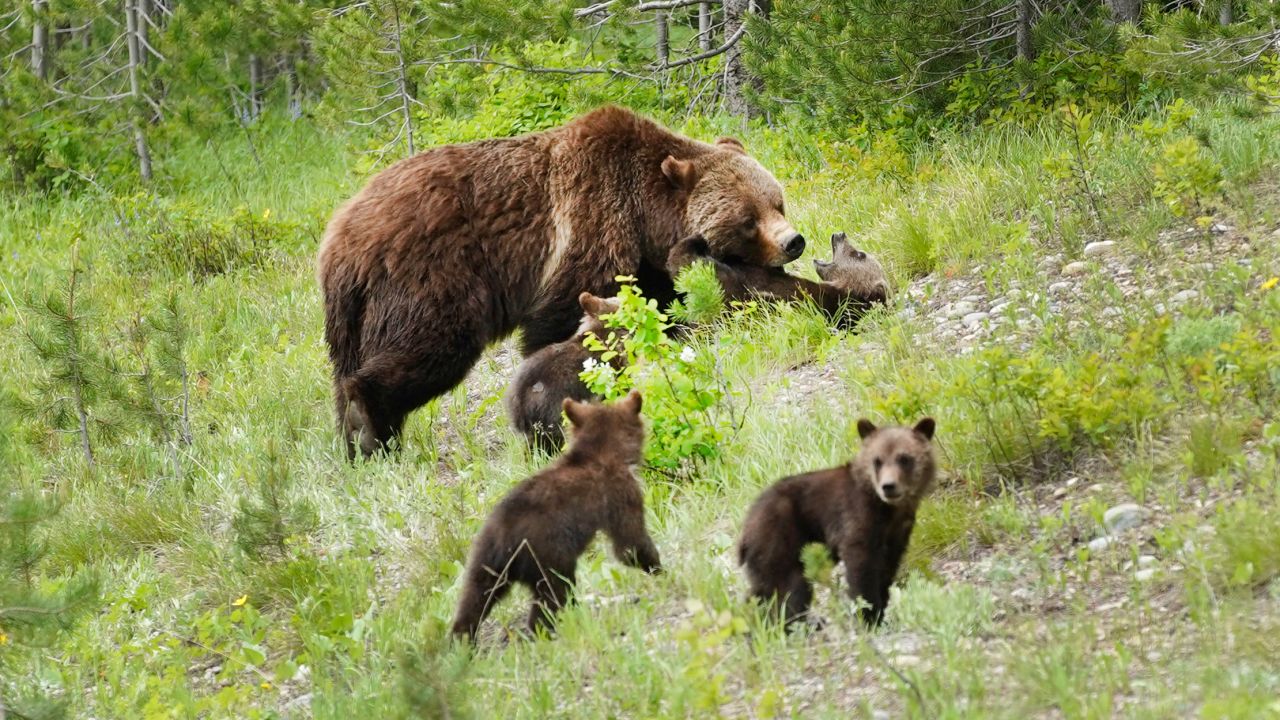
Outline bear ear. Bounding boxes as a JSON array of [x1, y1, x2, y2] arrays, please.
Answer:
[[662, 156, 699, 192], [579, 291, 605, 316], [563, 398, 588, 427], [621, 389, 643, 414], [715, 137, 747, 155], [914, 417, 936, 441], [856, 418, 877, 439]]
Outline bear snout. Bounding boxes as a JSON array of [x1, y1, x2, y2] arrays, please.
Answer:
[[783, 233, 806, 261]]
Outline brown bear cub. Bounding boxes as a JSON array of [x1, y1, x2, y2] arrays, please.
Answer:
[[452, 391, 661, 641], [505, 292, 621, 453], [666, 231, 890, 327], [738, 418, 936, 629]]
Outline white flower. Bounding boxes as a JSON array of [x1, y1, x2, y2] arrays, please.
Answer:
[[680, 346, 696, 363], [583, 357, 600, 372]]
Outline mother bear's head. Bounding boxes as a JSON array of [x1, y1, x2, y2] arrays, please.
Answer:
[[661, 137, 804, 268]]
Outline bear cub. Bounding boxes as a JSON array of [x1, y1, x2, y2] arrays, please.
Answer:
[[738, 417, 936, 629], [666, 231, 890, 325], [505, 292, 622, 452], [452, 390, 661, 641]]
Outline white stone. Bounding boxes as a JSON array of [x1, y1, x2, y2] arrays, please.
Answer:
[[1088, 536, 1116, 553], [1083, 240, 1118, 257], [1104, 503, 1147, 533], [1137, 555, 1158, 569], [1062, 261, 1089, 276], [962, 294, 984, 303], [1049, 282, 1072, 294], [1171, 289, 1200, 304], [949, 301, 977, 318], [962, 311, 990, 329], [1135, 568, 1157, 582], [989, 301, 1012, 316]]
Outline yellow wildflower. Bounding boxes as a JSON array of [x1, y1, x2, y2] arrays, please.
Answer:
[[1261, 276, 1279, 291], [233, 594, 248, 607]]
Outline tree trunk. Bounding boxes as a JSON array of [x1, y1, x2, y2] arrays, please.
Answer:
[[137, 0, 150, 64], [285, 55, 302, 119], [389, 1, 416, 157], [723, 0, 764, 117], [1016, 0, 1035, 61], [656, 11, 670, 66], [31, 0, 48, 80], [698, 2, 712, 51], [1107, 0, 1142, 23], [125, 0, 153, 182], [1218, 0, 1233, 25], [248, 53, 263, 120]]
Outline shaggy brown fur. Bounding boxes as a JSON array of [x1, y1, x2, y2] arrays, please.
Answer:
[[318, 106, 804, 458], [666, 231, 889, 327], [451, 391, 661, 640], [738, 418, 936, 629], [505, 292, 621, 453]]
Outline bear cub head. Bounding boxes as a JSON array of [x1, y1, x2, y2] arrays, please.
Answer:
[[854, 417, 937, 506], [663, 138, 804, 268], [814, 232, 891, 300], [563, 389, 645, 465], [575, 291, 621, 337]]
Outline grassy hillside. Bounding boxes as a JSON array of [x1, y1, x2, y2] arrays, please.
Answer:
[[2, 99, 1280, 718]]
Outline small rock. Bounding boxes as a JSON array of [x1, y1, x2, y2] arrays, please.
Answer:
[[962, 294, 984, 303], [1088, 536, 1116, 553], [1171, 289, 1199, 304], [962, 311, 990, 329], [1084, 240, 1118, 257], [948, 301, 977, 318], [1210, 222, 1231, 234], [1135, 568, 1157, 582], [1052, 487, 1068, 498], [1101, 307, 1121, 318], [1062, 261, 1089, 276], [1104, 503, 1147, 533], [1010, 587, 1034, 602], [1137, 555, 1158, 569], [989, 301, 1012, 316], [1066, 477, 1080, 487], [1049, 281, 1072, 294]]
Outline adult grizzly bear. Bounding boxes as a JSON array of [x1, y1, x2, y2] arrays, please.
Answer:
[[319, 106, 805, 458]]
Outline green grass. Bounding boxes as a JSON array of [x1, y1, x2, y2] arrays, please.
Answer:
[[3, 99, 1280, 718]]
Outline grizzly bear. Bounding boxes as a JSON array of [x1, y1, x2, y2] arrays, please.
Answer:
[[738, 417, 936, 629], [505, 292, 622, 453], [666, 231, 890, 326], [451, 391, 661, 641], [318, 106, 805, 458]]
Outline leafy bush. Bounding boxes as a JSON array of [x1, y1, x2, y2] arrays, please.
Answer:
[[580, 276, 730, 472]]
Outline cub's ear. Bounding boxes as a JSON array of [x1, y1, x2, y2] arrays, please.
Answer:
[[579, 292, 607, 316], [715, 137, 747, 155], [914, 417, 936, 440], [622, 389, 643, 414], [563, 398, 588, 427], [856, 418, 877, 439], [662, 156, 699, 191]]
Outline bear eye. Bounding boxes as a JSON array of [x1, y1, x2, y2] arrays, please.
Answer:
[[739, 217, 757, 232], [873, 458, 883, 471], [897, 454, 914, 469]]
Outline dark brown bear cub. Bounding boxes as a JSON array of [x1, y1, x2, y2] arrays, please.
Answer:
[[738, 418, 936, 629], [505, 292, 621, 453], [667, 231, 889, 327], [452, 391, 661, 641]]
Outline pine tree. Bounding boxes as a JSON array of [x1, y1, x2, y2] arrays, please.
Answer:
[[232, 437, 316, 561]]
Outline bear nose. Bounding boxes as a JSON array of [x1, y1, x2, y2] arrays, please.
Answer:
[[783, 233, 806, 260], [880, 481, 900, 498]]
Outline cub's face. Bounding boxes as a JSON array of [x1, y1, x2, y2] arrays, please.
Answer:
[[663, 139, 804, 268], [814, 232, 890, 299], [855, 418, 937, 505]]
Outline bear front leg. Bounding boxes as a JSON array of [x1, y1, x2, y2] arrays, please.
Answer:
[[840, 539, 888, 627], [609, 505, 663, 574]]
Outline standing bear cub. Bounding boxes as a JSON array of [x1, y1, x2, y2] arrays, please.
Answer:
[[666, 231, 890, 327], [319, 106, 805, 459], [505, 292, 621, 453], [452, 391, 661, 641], [738, 418, 936, 629]]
